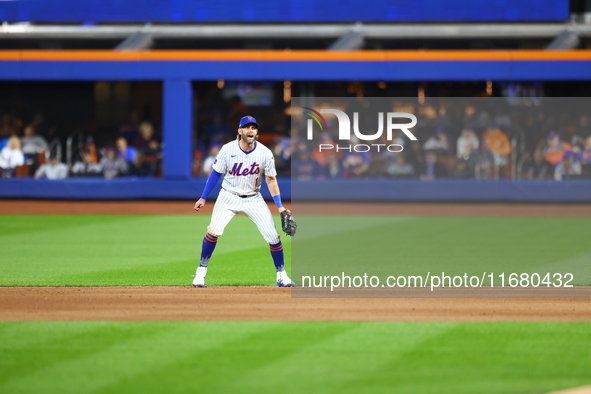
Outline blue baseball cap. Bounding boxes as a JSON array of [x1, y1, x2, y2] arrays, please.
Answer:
[[239, 116, 259, 129]]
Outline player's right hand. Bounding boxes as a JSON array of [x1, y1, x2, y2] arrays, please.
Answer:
[[194, 199, 206, 211]]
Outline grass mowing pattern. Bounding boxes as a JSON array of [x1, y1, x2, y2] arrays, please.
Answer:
[[293, 216, 591, 285], [0, 215, 290, 286], [1, 321, 591, 394], [1, 215, 591, 286]]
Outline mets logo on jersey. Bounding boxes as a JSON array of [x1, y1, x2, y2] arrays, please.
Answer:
[[228, 162, 261, 176]]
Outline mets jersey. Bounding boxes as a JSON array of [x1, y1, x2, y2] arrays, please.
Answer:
[[212, 140, 277, 196]]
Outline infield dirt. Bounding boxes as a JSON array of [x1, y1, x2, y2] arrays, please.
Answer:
[[1, 287, 591, 322]]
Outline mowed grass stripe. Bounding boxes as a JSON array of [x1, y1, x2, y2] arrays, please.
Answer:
[[0, 215, 291, 286], [222, 322, 455, 393], [294, 216, 591, 283], [0, 322, 277, 394], [1, 215, 591, 286], [1, 322, 591, 394]]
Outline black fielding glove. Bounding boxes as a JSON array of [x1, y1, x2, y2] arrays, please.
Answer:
[[280, 209, 297, 237]]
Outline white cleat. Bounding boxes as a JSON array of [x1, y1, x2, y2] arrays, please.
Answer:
[[276, 270, 295, 287], [192, 266, 207, 287]]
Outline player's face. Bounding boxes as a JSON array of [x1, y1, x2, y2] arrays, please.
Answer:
[[239, 124, 258, 145]]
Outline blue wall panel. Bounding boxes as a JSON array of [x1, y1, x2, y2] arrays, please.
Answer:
[[0, 0, 569, 22], [509, 61, 591, 81], [385, 61, 512, 81], [1, 179, 589, 202], [0, 61, 20, 80], [163, 80, 193, 180], [291, 180, 591, 202], [3, 59, 591, 82]]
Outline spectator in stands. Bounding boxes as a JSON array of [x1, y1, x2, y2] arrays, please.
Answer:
[[521, 148, 553, 180], [34, 154, 68, 180], [292, 150, 320, 181], [20, 125, 48, 156], [342, 145, 370, 178], [456, 128, 479, 159], [202, 143, 221, 177], [128, 152, 155, 177], [0, 136, 25, 178], [573, 114, 591, 141], [83, 137, 98, 163], [116, 137, 137, 163], [420, 151, 446, 181], [580, 136, 591, 178], [384, 154, 415, 179], [132, 122, 160, 155], [99, 146, 128, 179], [581, 136, 591, 164], [322, 150, 345, 179], [422, 127, 449, 153], [554, 151, 581, 181], [20, 125, 48, 173], [468, 138, 496, 179], [543, 131, 571, 166], [449, 158, 471, 179], [482, 123, 511, 166], [312, 132, 341, 174], [71, 151, 102, 177]]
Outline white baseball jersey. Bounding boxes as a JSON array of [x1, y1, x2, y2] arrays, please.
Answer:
[[212, 140, 276, 196], [207, 139, 281, 244]]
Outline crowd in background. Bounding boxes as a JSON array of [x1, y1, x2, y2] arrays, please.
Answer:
[[2, 97, 591, 182], [0, 113, 160, 180], [191, 99, 591, 182], [279, 101, 591, 182]]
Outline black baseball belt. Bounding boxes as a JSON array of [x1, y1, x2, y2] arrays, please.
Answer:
[[222, 188, 258, 198]]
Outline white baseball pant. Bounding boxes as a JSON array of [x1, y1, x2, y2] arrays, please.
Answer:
[[207, 189, 281, 244]]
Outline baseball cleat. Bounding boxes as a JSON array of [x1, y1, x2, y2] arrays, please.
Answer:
[[276, 271, 295, 287], [192, 266, 207, 287]]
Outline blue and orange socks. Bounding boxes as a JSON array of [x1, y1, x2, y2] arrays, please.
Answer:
[[200, 233, 218, 267], [269, 241, 284, 272]]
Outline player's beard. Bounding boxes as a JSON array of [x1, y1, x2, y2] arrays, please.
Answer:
[[240, 132, 258, 146]]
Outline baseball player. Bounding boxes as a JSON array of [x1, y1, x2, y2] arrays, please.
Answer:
[[192, 115, 297, 287]]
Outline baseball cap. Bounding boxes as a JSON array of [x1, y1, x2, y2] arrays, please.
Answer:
[[547, 131, 558, 139], [239, 115, 259, 129]]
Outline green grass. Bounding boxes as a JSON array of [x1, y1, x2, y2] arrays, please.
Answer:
[[293, 216, 591, 285], [1, 321, 590, 394], [1, 215, 591, 286], [0, 215, 290, 286], [2, 215, 591, 394]]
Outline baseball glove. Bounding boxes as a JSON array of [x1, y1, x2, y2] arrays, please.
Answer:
[[280, 209, 297, 237]]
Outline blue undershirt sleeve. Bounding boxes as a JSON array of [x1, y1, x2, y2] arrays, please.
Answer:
[[200, 170, 222, 200], [272, 194, 283, 209]]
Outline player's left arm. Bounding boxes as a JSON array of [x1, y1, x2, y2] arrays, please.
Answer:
[[265, 175, 286, 214]]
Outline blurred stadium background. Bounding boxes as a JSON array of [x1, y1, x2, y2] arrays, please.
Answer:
[[1, 0, 591, 201]]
